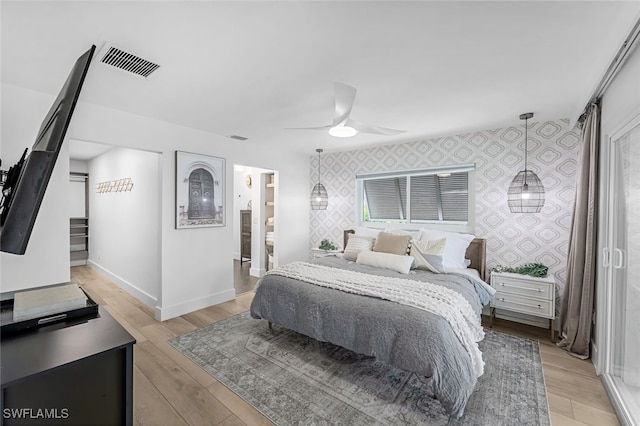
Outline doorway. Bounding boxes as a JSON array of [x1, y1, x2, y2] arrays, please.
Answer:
[[69, 171, 89, 267], [69, 139, 162, 313], [601, 112, 640, 424], [232, 164, 277, 294]]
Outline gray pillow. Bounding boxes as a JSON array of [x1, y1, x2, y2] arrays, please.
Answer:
[[410, 238, 446, 273]]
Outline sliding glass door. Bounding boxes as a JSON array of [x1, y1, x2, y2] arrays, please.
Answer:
[[602, 114, 640, 425]]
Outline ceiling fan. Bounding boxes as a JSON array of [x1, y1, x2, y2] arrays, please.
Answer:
[[289, 82, 406, 138]]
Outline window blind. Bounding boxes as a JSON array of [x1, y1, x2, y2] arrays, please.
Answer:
[[363, 177, 407, 220], [409, 174, 440, 221], [438, 172, 468, 221]]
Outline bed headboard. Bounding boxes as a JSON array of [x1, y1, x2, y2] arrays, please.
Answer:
[[343, 230, 486, 281], [466, 238, 486, 282]]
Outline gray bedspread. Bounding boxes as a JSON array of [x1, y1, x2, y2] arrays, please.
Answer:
[[249, 256, 493, 417]]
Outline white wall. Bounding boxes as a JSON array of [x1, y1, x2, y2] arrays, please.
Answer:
[[70, 159, 89, 173], [69, 181, 87, 219], [1, 83, 310, 319], [87, 147, 162, 309], [594, 43, 640, 368], [0, 85, 71, 293]]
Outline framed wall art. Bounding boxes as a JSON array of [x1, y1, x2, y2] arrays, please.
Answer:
[[175, 151, 225, 229]]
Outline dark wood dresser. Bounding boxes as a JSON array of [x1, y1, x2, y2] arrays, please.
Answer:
[[1, 307, 135, 425]]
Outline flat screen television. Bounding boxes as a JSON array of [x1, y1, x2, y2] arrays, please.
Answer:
[[0, 45, 95, 255]]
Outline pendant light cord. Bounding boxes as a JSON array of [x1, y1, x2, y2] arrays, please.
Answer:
[[524, 117, 528, 185], [316, 149, 323, 185]]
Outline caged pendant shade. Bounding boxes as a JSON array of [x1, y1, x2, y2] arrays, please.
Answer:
[[508, 113, 545, 213], [311, 148, 328, 210]]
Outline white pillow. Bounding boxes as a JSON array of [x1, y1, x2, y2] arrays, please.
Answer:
[[343, 235, 375, 261], [383, 227, 421, 241], [356, 250, 414, 274], [410, 238, 446, 273], [354, 226, 382, 239], [419, 229, 475, 269]]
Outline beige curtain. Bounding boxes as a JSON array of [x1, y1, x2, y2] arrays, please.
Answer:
[[557, 104, 600, 359]]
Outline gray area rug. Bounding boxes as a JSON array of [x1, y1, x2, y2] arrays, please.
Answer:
[[169, 312, 550, 425]]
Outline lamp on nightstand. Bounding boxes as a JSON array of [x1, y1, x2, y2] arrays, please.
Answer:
[[508, 112, 545, 213]]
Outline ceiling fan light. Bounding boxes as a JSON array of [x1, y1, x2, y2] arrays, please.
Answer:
[[329, 126, 357, 138]]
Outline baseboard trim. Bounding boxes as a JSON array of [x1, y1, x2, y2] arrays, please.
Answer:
[[156, 289, 236, 321], [591, 340, 601, 374], [250, 267, 266, 278], [87, 260, 158, 309]]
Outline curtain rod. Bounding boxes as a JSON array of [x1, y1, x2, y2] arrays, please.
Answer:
[[582, 15, 640, 109]]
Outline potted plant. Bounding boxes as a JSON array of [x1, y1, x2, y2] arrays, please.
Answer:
[[319, 239, 337, 251], [491, 262, 548, 278]]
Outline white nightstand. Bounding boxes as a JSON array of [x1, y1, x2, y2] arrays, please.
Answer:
[[310, 248, 342, 258], [489, 271, 556, 342]]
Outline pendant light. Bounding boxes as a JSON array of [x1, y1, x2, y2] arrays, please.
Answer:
[[508, 112, 545, 213], [310, 148, 328, 210]]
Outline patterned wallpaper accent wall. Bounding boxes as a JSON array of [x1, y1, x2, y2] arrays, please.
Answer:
[[309, 118, 581, 306]]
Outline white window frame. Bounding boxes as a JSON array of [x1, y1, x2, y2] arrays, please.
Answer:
[[355, 164, 476, 234]]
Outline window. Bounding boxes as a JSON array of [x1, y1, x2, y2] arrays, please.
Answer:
[[357, 164, 475, 227]]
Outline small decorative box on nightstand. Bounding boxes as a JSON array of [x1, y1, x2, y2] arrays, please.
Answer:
[[489, 271, 556, 341]]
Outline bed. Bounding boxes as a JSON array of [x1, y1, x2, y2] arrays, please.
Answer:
[[249, 229, 493, 417]]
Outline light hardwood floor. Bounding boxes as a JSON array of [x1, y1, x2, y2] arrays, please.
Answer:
[[70, 266, 619, 426]]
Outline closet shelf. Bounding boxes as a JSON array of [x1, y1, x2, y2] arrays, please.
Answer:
[[70, 217, 89, 265], [265, 172, 275, 271]]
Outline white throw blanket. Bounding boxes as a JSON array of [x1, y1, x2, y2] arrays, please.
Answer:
[[266, 261, 485, 377]]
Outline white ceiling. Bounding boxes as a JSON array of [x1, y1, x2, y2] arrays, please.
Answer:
[[66, 139, 114, 161], [2, 1, 640, 158]]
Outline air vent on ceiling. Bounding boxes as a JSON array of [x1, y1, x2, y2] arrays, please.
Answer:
[[228, 135, 248, 141], [96, 43, 160, 79]]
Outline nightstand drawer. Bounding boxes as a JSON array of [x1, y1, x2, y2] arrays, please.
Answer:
[[491, 276, 553, 301], [492, 292, 554, 318]]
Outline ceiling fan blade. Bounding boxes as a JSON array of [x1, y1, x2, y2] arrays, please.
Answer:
[[285, 125, 332, 131], [332, 82, 357, 126], [347, 119, 406, 136]]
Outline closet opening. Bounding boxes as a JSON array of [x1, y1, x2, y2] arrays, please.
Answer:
[[69, 139, 162, 315], [232, 164, 278, 295]]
